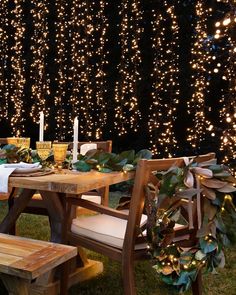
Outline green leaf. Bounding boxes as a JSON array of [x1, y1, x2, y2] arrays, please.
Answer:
[[135, 149, 152, 160], [199, 238, 217, 254], [208, 165, 224, 173], [161, 274, 174, 285], [179, 252, 193, 265], [0, 159, 7, 165], [122, 164, 134, 171], [97, 152, 112, 165], [214, 172, 231, 178], [215, 215, 227, 233], [119, 150, 135, 163], [73, 160, 92, 172], [169, 209, 181, 223], [213, 250, 225, 268], [174, 271, 191, 286], [99, 167, 112, 173], [195, 250, 206, 261], [86, 158, 98, 165], [2, 144, 16, 150]]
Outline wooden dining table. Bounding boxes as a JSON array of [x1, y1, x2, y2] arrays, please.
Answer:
[[0, 169, 134, 294]]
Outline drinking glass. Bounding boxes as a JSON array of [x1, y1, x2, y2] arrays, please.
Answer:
[[7, 137, 30, 149], [36, 141, 52, 161], [52, 143, 68, 172]]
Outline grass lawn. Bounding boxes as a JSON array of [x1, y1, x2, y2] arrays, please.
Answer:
[[0, 194, 235, 295]]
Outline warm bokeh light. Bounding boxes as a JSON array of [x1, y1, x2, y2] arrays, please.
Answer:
[[187, 1, 212, 149], [148, 2, 179, 156], [114, 0, 142, 136]]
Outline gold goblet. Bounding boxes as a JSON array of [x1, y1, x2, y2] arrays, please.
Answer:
[[7, 137, 30, 149], [52, 143, 68, 172], [36, 141, 52, 161]]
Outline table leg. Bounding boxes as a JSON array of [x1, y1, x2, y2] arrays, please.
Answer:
[[40, 191, 65, 243], [0, 274, 30, 295], [0, 189, 36, 234]]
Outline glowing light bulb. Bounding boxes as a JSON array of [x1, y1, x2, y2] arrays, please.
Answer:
[[223, 18, 231, 26]]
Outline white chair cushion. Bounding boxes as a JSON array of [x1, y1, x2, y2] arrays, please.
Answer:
[[71, 211, 147, 249], [81, 194, 101, 204]]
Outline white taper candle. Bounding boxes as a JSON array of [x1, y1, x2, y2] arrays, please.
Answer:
[[39, 111, 44, 142], [72, 116, 79, 162]]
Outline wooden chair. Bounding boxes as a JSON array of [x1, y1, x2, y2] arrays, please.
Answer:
[[69, 140, 112, 208], [0, 138, 19, 201], [0, 138, 8, 145], [65, 153, 216, 295]]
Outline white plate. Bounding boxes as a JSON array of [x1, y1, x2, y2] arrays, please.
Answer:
[[13, 166, 42, 174]]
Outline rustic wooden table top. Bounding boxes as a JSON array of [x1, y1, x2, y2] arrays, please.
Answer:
[[8, 170, 134, 195], [0, 233, 77, 280]]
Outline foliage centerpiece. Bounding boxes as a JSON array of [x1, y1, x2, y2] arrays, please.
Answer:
[[72, 149, 153, 172], [147, 157, 236, 293]]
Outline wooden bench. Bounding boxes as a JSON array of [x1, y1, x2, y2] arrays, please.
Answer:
[[0, 233, 77, 295]]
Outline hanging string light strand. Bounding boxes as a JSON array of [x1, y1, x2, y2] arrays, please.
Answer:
[[10, 0, 26, 136], [148, 1, 180, 157], [30, 0, 50, 128], [114, 0, 143, 136], [187, 0, 213, 149]]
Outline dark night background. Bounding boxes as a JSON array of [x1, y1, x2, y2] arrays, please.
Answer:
[[0, 0, 234, 163]]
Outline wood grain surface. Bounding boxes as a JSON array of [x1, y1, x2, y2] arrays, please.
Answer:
[[0, 233, 77, 280], [8, 170, 134, 194]]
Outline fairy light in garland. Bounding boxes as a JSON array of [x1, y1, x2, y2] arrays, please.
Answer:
[[187, 1, 212, 149], [30, 0, 50, 128], [70, 0, 108, 139], [10, 0, 26, 136], [215, 1, 236, 165], [0, 0, 9, 119], [54, 0, 69, 139], [114, 0, 142, 136], [148, 1, 180, 157]]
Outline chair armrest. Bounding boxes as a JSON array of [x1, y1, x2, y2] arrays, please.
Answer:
[[67, 198, 129, 220]]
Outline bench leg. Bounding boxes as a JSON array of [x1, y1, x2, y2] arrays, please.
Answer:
[[0, 274, 30, 295]]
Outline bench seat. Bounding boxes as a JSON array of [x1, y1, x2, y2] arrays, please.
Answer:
[[0, 233, 77, 295]]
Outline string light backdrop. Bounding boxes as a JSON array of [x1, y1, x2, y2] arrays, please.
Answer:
[[30, 0, 50, 128], [10, 0, 26, 136], [215, 1, 236, 164], [148, 1, 180, 157], [114, 0, 143, 136], [0, 0, 9, 120], [55, 0, 69, 139], [187, 0, 212, 149], [70, 0, 108, 139], [0, 0, 234, 167]]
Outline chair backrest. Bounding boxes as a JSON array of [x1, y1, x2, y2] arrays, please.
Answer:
[[67, 140, 112, 153], [124, 153, 216, 253], [0, 138, 8, 145]]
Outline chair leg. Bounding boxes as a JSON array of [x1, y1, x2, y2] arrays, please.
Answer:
[[122, 257, 136, 295], [60, 260, 70, 295], [192, 269, 202, 295], [8, 190, 16, 235]]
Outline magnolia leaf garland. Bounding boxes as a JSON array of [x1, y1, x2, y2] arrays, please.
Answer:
[[148, 158, 236, 293], [0, 144, 153, 173]]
